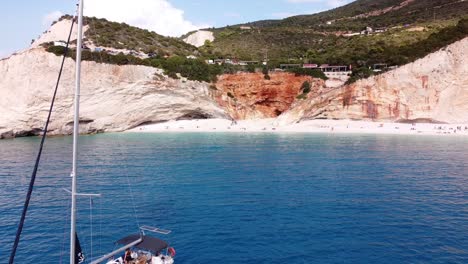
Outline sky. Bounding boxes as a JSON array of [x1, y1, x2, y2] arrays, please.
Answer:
[[0, 0, 353, 58]]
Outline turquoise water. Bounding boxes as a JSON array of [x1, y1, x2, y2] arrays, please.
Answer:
[[0, 133, 467, 263]]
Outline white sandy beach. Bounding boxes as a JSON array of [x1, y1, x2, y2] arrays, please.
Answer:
[[127, 119, 468, 137]]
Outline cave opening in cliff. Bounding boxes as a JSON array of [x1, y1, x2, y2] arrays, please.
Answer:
[[177, 111, 212, 120]]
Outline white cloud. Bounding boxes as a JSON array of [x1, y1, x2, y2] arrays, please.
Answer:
[[42, 11, 64, 28], [84, 0, 208, 37]]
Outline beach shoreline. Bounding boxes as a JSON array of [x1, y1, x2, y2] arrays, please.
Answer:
[[127, 119, 468, 137]]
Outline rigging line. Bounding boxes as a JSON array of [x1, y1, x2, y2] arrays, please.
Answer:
[[125, 167, 142, 229], [117, 140, 141, 229], [8, 16, 77, 264], [99, 196, 102, 257], [90, 197, 94, 261], [124, 150, 142, 229]]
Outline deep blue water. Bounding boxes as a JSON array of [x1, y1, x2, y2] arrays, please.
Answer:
[[0, 133, 467, 263]]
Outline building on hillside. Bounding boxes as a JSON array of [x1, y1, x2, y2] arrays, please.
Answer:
[[319, 65, 352, 78], [238, 60, 259, 66], [280, 64, 301, 69], [214, 59, 224, 65], [54, 41, 67, 47], [343, 32, 361, 37], [319, 65, 349, 72], [373, 63, 388, 72], [374, 27, 387, 33], [361, 26, 374, 35], [303, 64, 319, 69], [186, 55, 197, 59]]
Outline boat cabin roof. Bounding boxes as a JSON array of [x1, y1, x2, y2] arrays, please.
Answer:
[[117, 234, 169, 253]]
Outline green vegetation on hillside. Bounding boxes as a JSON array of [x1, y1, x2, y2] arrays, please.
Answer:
[[346, 17, 468, 83], [45, 1, 467, 84], [206, 16, 467, 80], [287, 68, 328, 80], [244, 0, 468, 32], [297, 81, 312, 100], [82, 16, 198, 56], [46, 43, 222, 82], [204, 0, 467, 70]]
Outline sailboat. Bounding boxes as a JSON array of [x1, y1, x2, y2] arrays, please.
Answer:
[[9, 0, 175, 263], [70, 1, 176, 263]]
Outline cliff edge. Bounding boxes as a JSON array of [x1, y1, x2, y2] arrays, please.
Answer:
[[0, 48, 227, 138]]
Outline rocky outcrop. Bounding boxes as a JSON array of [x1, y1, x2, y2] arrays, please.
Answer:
[[214, 72, 325, 120], [183, 30, 214, 47], [32, 19, 87, 48], [278, 37, 468, 125], [0, 48, 228, 138]]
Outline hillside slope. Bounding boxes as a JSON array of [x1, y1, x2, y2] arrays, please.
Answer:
[[271, 0, 468, 31], [35, 16, 198, 57], [201, 0, 468, 66]]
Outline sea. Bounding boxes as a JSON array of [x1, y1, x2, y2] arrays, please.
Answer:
[[0, 133, 467, 263]]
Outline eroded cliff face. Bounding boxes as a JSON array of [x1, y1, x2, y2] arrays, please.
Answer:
[[277, 37, 468, 125], [0, 49, 228, 138], [214, 72, 325, 120]]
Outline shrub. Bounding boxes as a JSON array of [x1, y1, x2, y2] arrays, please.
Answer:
[[301, 81, 311, 94], [296, 94, 307, 100], [288, 68, 328, 80], [346, 67, 374, 84], [47, 46, 67, 56], [209, 85, 218, 90]]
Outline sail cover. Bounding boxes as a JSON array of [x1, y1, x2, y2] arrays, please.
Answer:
[[117, 234, 169, 253], [75, 233, 85, 264]]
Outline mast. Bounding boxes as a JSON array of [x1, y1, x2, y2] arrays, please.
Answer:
[[71, 0, 84, 263]]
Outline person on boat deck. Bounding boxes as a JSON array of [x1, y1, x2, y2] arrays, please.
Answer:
[[124, 248, 133, 263]]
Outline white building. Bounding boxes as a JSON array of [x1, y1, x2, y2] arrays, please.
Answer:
[[54, 41, 67, 47]]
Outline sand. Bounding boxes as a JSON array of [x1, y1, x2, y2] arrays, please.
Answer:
[[127, 119, 468, 137]]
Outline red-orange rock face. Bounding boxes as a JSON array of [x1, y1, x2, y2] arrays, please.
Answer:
[[214, 72, 323, 120]]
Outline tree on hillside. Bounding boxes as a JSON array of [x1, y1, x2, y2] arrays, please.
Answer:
[[301, 81, 311, 94]]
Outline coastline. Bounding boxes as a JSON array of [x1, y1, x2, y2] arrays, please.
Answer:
[[127, 119, 468, 137]]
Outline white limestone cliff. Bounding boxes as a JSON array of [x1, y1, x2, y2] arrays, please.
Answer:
[[32, 19, 88, 48], [277, 37, 468, 125], [183, 30, 214, 47], [0, 48, 228, 138]]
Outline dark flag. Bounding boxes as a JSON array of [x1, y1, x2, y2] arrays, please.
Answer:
[[75, 232, 85, 264]]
